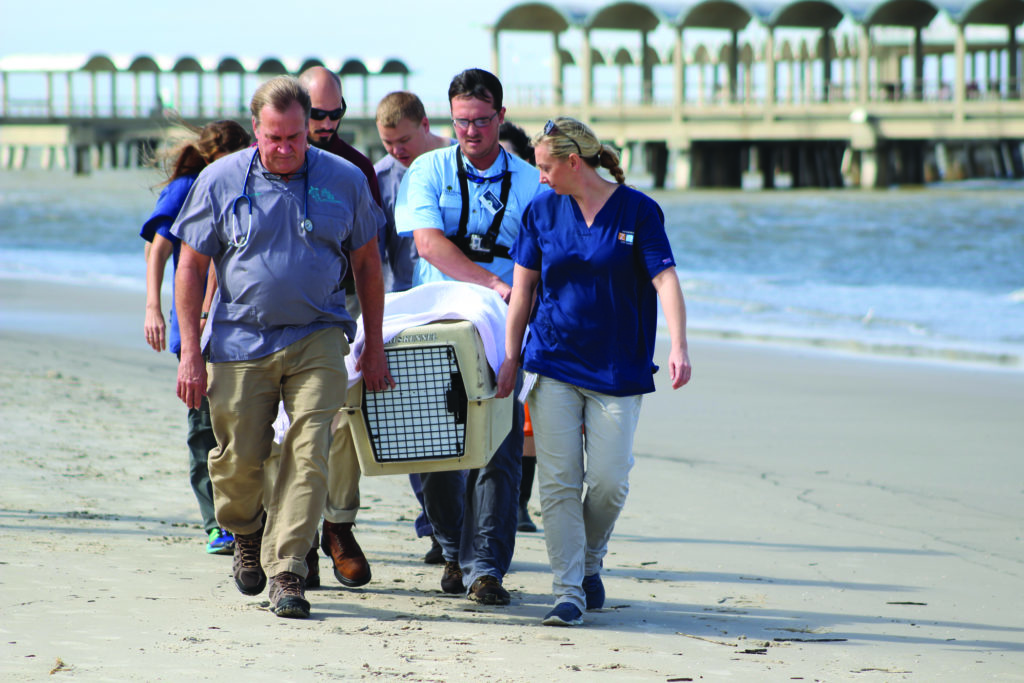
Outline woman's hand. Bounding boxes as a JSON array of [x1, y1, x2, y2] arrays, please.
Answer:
[[144, 305, 166, 351], [668, 346, 691, 389]]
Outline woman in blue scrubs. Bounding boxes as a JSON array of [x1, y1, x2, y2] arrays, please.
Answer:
[[497, 117, 692, 627], [140, 119, 250, 554]]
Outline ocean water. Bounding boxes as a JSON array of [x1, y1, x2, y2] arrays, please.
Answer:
[[2, 169, 1022, 367]]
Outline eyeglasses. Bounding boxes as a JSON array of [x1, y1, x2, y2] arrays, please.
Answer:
[[544, 119, 582, 157], [310, 97, 347, 121], [452, 112, 498, 130]]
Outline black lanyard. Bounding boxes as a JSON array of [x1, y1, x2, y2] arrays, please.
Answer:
[[455, 147, 512, 256]]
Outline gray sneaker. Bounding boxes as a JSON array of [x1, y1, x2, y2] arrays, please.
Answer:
[[268, 572, 310, 619]]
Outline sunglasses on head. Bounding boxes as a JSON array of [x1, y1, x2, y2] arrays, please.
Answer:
[[544, 119, 582, 156], [310, 97, 347, 121]]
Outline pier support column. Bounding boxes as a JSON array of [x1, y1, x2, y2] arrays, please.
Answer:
[[858, 26, 871, 104], [11, 146, 28, 170], [858, 147, 880, 188], [645, 142, 668, 189], [760, 143, 776, 189], [74, 145, 92, 175], [954, 26, 966, 123], [1013, 142, 1024, 178], [671, 143, 693, 189], [934, 142, 948, 179], [1009, 25, 1020, 99], [0, 146, 10, 169], [620, 141, 632, 176]]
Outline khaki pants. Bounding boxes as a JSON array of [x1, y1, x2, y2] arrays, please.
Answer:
[[264, 411, 362, 524], [208, 327, 349, 579], [529, 375, 642, 612]]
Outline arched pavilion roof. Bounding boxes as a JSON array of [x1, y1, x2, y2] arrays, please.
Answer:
[[492, 0, 1024, 33]]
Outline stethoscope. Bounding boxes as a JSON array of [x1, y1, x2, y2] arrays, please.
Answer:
[[229, 149, 313, 248]]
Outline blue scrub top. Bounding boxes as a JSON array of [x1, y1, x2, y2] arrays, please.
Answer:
[[139, 174, 197, 355], [512, 185, 676, 396]]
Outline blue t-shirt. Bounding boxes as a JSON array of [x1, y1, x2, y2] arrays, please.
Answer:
[[171, 147, 384, 362], [395, 145, 541, 286], [139, 174, 197, 354], [512, 185, 676, 396]]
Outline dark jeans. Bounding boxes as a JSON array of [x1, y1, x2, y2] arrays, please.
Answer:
[[187, 395, 219, 532], [421, 389, 523, 590], [409, 473, 435, 538]]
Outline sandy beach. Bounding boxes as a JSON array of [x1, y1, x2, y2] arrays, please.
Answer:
[[1, 280, 1022, 681]]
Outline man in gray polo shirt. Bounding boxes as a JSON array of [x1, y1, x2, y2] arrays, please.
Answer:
[[173, 76, 391, 619]]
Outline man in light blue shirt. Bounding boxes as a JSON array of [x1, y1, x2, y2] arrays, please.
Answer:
[[396, 75, 540, 298], [395, 68, 541, 606]]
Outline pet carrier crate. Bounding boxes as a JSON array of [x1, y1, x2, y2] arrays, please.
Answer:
[[343, 319, 513, 476]]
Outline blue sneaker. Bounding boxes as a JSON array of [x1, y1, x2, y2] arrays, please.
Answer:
[[206, 527, 235, 555], [542, 602, 583, 627], [582, 573, 605, 610]]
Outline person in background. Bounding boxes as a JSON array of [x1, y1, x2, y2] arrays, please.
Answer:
[[140, 119, 250, 555], [395, 68, 542, 605], [173, 76, 390, 619], [498, 120, 539, 534], [497, 117, 692, 627], [294, 65, 384, 591], [498, 121, 535, 166], [373, 90, 454, 565], [374, 91, 451, 293]]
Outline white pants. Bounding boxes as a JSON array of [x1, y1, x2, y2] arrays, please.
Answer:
[[529, 375, 642, 611]]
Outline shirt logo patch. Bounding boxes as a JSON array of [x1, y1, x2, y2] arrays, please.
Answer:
[[617, 231, 634, 244], [309, 186, 343, 204]]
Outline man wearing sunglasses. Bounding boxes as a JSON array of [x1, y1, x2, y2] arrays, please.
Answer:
[[294, 65, 383, 592], [395, 68, 541, 606]]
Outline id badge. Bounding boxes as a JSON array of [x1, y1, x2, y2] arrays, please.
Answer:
[[480, 189, 504, 216]]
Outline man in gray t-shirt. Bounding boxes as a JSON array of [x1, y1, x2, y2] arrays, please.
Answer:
[[373, 91, 455, 564], [173, 76, 392, 620], [374, 91, 452, 293]]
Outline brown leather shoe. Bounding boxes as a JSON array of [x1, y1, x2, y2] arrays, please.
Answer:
[[440, 560, 465, 594], [469, 575, 510, 605], [320, 521, 371, 587]]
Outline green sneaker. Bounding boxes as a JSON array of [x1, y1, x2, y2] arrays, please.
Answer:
[[206, 527, 235, 555]]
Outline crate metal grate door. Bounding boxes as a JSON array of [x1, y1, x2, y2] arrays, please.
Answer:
[[362, 345, 468, 463]]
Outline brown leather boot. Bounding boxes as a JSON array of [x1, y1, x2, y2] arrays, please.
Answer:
[[231, 528, 266, 596], [320, 521, 371, 587]]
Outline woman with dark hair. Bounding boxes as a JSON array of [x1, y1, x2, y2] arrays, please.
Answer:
[[140, 119, 251, 554], [499, 121, 535, 166], [497, 116, 691, 627]]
